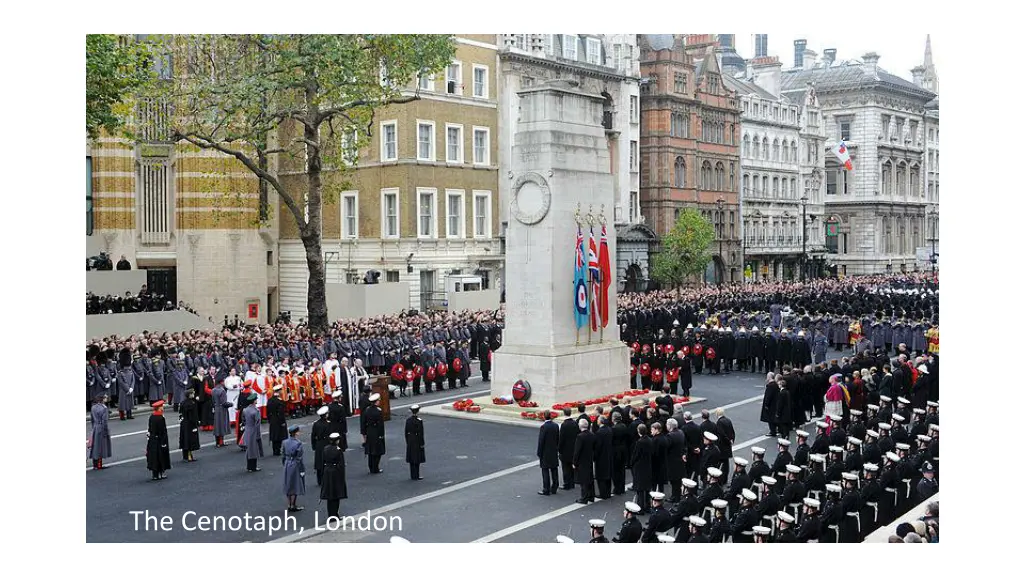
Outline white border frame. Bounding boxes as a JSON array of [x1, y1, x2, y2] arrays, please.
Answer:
[[341, 190, 359, 239], [445, 189, 466, 239], [416, 187, 438, 239], [472, 126, 490, 166], [416, 119, 436, 162], [472, 189, 492, 239], [380, 120, 398, 162], [445, 123, 464, 164], [471, 64, 489, 99], [380, 187, 400, 240], [445, 60, 463, 96]]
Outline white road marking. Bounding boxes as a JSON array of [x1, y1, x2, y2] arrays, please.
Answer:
[[456, 455, 469, 460], [716, 394, 764, 412], [269, 460, 540, 543], [473, 502, 588, 543]]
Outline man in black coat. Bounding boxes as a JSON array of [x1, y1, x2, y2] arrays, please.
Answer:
[[267, 385, 288, 456], [680, 411, 702, 481], [611, 412, 630, 495], [558, 408, 578, 490], [795, 498, 822, 542], [573, 419, 597, 504], [631, 423, 654, 513], [327, 390, 349, 450], [594, 417, 614, 499], [360, 393, 386, 474], [405, 405, 425, 480], [774, 380, 794, 439], [665, 419, 687, 502], [761, 378, 780, 436], [698, 431, 723, 488], [537, 411, 560, 495]]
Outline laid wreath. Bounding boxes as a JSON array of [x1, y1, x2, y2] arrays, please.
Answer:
[[517, 401, 538, 408]]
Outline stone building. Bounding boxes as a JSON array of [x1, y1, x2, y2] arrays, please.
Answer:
[[780, 44, 936, 276], [496, 34, 653, 293], [728, 48, 827, 281], [638, 34, 743, 284], [912, 36, 939, 268], [276, 35, 503, 315]]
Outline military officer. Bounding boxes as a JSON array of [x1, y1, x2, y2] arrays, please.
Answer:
[[588, 519, 609, 543], [613, 501, 643, 543]]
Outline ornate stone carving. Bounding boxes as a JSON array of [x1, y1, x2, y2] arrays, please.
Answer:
[[510, 172, 552, 226]]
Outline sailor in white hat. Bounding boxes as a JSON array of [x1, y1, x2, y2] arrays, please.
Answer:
[[752, 524, 772, 542], [363, 392, 386, 474], [845, 437, 864, 473], [588, 519, 608, 543], [839, 472, 862, 542], [794, 429, 811, 466], [656, 533, 675, 543], [776, 510, 797, 542], [796, 497, 822, 542], [640, 491, 671, 542], [613, 501, 643, 543], [707, 498, 729, 541], [726, 457, 750, 513], [686, 515, 709, 543]]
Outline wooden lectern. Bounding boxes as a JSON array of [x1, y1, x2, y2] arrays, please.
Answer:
[[370, 375, 391, 421]]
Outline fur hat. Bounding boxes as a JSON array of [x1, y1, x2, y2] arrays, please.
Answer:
[[118, 348, 132, 369]]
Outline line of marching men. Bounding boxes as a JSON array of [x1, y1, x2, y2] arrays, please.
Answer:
[[556, 397, 939, 543]]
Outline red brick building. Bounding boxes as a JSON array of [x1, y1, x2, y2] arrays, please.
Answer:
[[639, 34, 743, 283]]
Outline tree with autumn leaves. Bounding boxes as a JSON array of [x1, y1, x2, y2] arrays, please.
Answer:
[[650, 207, 715, 290]]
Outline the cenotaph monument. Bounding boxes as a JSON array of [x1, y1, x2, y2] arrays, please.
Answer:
[[492, 79, 630, 407]]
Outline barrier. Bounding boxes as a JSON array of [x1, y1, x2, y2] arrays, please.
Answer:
[[447, 289, 500, 312], [326, 282, 411, 321], [86, 310, 218, 339], [862, 493, 938, 543], [86, 270, 149, 297]]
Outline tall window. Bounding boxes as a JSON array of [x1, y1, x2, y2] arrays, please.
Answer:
[[752, 136, 760, 159], [381, 121, 397, 161], [417, 188, 437, 238], [381, 188, 399, 239], [772, 138, 780, 161], [473, 127, 490, 165], [473, 191, 492, 238], [86, 156, 93, 236], [446, 61, 462, 95], [701, 161, 712, 190], [446, 124, 463, 163], [472, 65, 488, 98], [417, 120, 435, 161], [881, 161, 892, 195], [826, 169, 837, 195], [562, 34, 577, 60], [791, 141, 798, 164], [742, 174, 750, 196], [839, 120, 851, 141], [781, 178, 788, 198], [772, 177, 779, 198], [341, 191, 358, 239], [911, 165, 920, 197], [417, 71, 434, 92], [512, 34, 527, 50], [674, 73, 685, 93], [630, 140, 638, 171], [762, 138, 769, 159], [743, 134, 750, 157], [446, 190, 464, 238], [586, 37, 601, 65], [544, 34, 556, 56], [341, 128, 359, 165], [716, 162, 725, 190], [729, 163, 735, 191], [629, 190, 639, 222], [674, 157, 685, 187], [791, 177, 797, 198], [896, 162, 906, 194], [630, 95, 639, 123]]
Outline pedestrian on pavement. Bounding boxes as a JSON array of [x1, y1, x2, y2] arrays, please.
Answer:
[[320, 432, 347, 519], [405, 404, 425, 480], [282, 424, 305, 512], [89, 394, 111, 470], [537, 410, 559, 495], [146, 400, 171, 481]]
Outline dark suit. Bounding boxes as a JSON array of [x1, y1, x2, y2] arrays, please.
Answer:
[[558, 418, 579, 489], [594, 424, 613, 498], [573, 429, 597, 503], [537, 420, 559, 494], [611, 422, 630, 494]]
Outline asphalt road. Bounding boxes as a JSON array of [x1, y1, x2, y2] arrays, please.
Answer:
[[86, 351, 851, 543]]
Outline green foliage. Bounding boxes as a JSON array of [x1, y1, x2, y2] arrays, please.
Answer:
[[650, 208, 715, 289], [86, 34, 154, 139]]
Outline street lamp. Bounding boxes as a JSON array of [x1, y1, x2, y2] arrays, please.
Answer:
[[716, 197, 725, 285], [799, 195, 808, 281]]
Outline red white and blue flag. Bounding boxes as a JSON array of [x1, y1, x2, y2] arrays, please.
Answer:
[[588, 227, 600, 331], [833, 140, 853, 171], [598, 226, 611, 328], [574, 226, 589, 330]]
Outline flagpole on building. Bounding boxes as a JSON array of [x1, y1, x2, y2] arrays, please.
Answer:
[[575, 205, 582, 348], [586, 209, 594, 346], [598, 205, 606, 344]]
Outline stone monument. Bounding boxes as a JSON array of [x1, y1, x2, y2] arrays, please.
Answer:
[[492, 80, 630, 407]]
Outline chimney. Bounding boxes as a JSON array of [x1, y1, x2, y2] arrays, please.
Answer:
[[911, 65, 925, 87], [750, 56, 783, 98], [862, 52, 880, 76], [754, 34, 768, 58], [823, 48, 836, 67], [801, 48, 817, 70], [793, 39, 807, 68]]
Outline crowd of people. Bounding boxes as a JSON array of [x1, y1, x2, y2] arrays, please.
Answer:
[[85, 308, 504, 414], [86, 289, 195, 315], [540, 390, 939, 543]]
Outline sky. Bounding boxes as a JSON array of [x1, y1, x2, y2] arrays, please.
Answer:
[[731, 33, 937, 83]]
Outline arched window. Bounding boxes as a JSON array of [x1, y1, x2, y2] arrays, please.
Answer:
[[773, 138, 780, 161], [910, 164, 920, 196], [881, 161, 893, 195], [716, 162, 725, 190], [729, 162, 735, 192], [791, 177, 797, 198], [762, 137, 769, 159], [791, 141, 799, 164], [743, 134, 751, 157], [743, 174, 750, 196], [762, 174, 769, 196], [781, 178, 788, 197], [752, 136, 760, 159], [752, 175, 760, 196], [701, 161, 712, 190], [674, 156, 686, 188], [781, 139, 789, 162], [772, 176, 779, 197], [682, 113, 689, 138], [896, 161, 907, 195]]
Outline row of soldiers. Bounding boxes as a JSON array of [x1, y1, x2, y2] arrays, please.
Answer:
[[560, 398, 939, 543]]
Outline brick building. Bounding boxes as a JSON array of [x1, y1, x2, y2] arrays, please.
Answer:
[[638, 34, 743, 283]]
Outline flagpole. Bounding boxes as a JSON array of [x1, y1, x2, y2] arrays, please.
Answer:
[[586, 210, 594, 346], [599, 207, 606, 345], [575, 205, 581, 348]]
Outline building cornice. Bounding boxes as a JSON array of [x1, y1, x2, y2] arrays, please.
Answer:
[[500, 50, 636, 82]]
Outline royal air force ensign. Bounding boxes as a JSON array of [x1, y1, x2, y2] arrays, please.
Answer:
[[575, 278, 588, 314]]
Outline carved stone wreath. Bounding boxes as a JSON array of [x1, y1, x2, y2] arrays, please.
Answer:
[[510, 172, 551, 226]]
